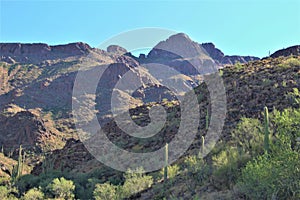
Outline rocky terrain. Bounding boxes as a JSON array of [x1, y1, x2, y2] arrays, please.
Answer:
[[201, 42, 259, 65], [0, 33, 299, 199], [270, 45, 300, 58], [31, 54, 300, 174]]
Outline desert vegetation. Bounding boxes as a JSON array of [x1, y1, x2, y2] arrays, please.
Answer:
[[0, 46, 299, 199]]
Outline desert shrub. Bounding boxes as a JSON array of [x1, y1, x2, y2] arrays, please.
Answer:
[[231, 118, 264, 156], [160, 164, 180, 181], [236, 148, 300, 199], [74, 177, 102, 199], [272, 108, 300, 151], [121, 168, 153, 198], [233, 62, 244, 70], [278, 57, 300, 68], [184, 154, 210, 184], [212, 147, 250, 189], [16, 174, 40, 195], [0, 185, 17, 200], [236, 107, 300, 199], [286, 88, 300, 108], [0, 186, 9, 199], [46, 177, 75, 199], [22, 187, 44, 200], [93, 182, 120, 200], [0, 177, 10, 186]]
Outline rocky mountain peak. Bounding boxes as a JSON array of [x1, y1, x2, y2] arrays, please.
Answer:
[[147, 33, 208, 60], [107, 45, 127, 55]]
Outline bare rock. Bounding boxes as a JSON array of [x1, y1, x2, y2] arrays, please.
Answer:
[[107, 45, 127, 55]]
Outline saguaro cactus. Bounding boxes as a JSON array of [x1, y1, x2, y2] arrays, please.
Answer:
[[12, 145, 23, 181], [17, 145, 23, 178], [205, 108, 209, 130], [201, 136, 205, 154], [263, 106, 270, 153], [164, 143, 168, 183]]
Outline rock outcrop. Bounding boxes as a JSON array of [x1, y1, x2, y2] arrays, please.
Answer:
[[201, 43, 225, 62], [201, 42, 260, 65], [0, 42, 92, 64], [107, 45, 127, 55], [270, 45, 300, 58], [0, 110, 56, 153], [32, 56, 300, 176], [144, 33, 216, 75]]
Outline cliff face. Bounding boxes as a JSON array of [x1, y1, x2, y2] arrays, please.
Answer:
[[0, 110, 57, 153], [201, 42, 224, 62], [201, 42, 260, 65], [0, 42, 92, 64]]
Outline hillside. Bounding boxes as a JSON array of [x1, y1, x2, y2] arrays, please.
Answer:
[[0, 35, 299, 199], [31, 54, 300, 168], [26, 55, 300, 199]]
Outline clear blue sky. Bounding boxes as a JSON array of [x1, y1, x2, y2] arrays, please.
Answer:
[[1, 0, 299, 58]]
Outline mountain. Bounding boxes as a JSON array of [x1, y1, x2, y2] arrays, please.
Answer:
[[0, 34, 299, 199], [270, 45, 300, 58], [0, 34, 296, 154], [134, 34, 259, 71], [0, 42, 93, 64], [201, 42, 260, 65], [29, 54, 300, 199], [144, 33, 215, 75]]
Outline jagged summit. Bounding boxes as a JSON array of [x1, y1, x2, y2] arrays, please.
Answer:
[[201, 42, 259, 65], [148, 32, 209, 59]]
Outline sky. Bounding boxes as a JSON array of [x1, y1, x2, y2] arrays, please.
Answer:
[[0, 0, 299, 58]]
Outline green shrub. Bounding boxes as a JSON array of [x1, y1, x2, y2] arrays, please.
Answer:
[[93, 182, 120, 200], [0, 186, 9, 199], [278, 57, 300, 68], [0, 185, 17, 200], [46, 177, 75, 199], [16, 174, 40, 195], [231, 118, 264, 156], [160, 164, 180, 181], [233, 62, 244, 70], [184, 154, 210, 184], [212, 147, 250, 189], [22, 188, 44, 200], [121, 168, 153, 198], [286, 88, 300, 108], [272, 108, 300, 151], [236, 148, 300, 199]]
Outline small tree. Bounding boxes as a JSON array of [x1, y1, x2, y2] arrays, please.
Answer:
[[0, 185, 17, 200], [0, 186, 9, 199], [121, 168, 153, 198], [231, 118, 264, 156], [47, 177, 75, 199], [93, 183, 119, 200], [22, 188, 44, 200]]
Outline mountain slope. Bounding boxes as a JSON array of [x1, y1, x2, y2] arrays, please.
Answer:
[[201, 42, 259, 65]]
